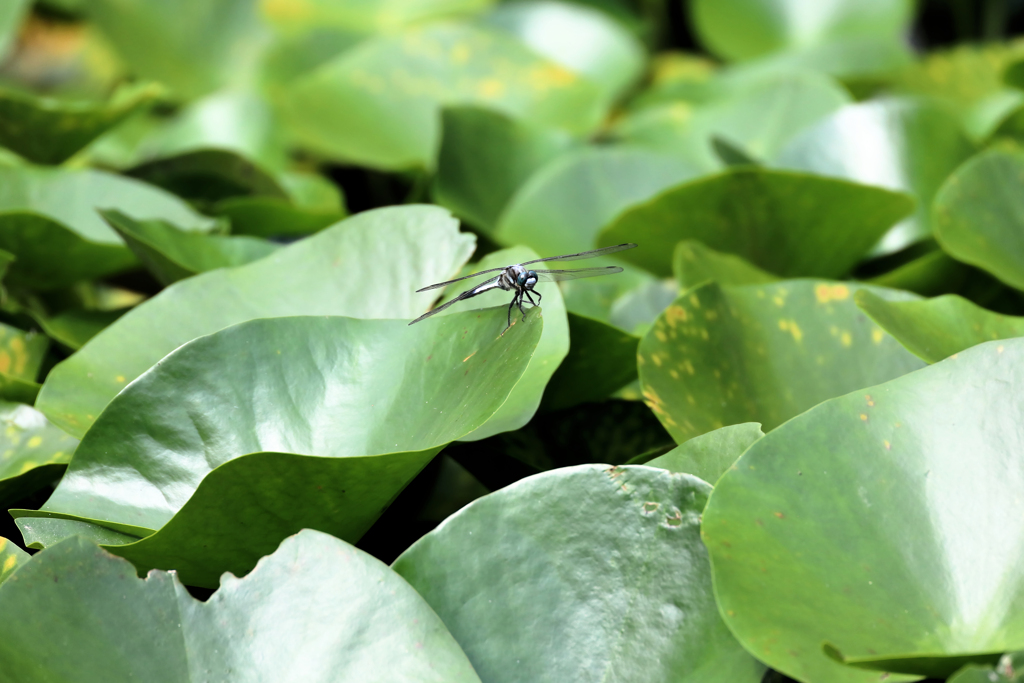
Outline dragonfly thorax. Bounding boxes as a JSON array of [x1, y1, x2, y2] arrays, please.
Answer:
[[499, 265, 538, 292]]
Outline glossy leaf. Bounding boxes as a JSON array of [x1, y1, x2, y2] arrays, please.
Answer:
[[615, 72, 850, 172], [598, 168, 913, 278], [856, 290, 1024, 364], [776, 98, 976, 255], [674, 240, 778, 290], [691, 0, 913, 64], [394, 465, 765, 683], [284, 22, 605, 170], [20, 310, 541, 586], [0, 166, 215, 289], [703, 338, 1024, 681], [434, 106, 575, 231], [646, 422, 763, 483], [639, 280, 925, 442], [481, 1, 645, 101], [494, 146, 698, 255], [0, 402, 77, 507], [0, 537, 28, 585], [104, 210, 278, 285], [540, 312, 638, 411], [0, 83, 161, 165], [933, 147, 1024, 291], [0, 531, 482, 681], [37, 205, 475, 439]]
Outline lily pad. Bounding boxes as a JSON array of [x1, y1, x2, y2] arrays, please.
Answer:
[[638, 280, 925, 442], [0, 531, 482, 681], [0, 402, 78, 507], [32, 308, 127, 351], [933, 147, 1024, 291], [0, 536, 28, 585], [212, 170, 348, 238], [0, 166, 215, 289], [0, 82, 161, 165], [856, 290, 1024, 363], [776, 98, 976, 255], [261, 0, 490, 32], [284, 21, 605, 170], [598, 168, 913, 278], [645, 422, 763, 483], [394, 464, 766, 683], [674, 240, 778, 290], [36, 205, 476, 438], [494, 146, 698, 255], [103, 210, 278, 285], [702, 338, 1024, 681], [434, 106, 575, 232], [0, 322, 48, 403], [865, 249, 972, 297], [128, 149, 288, 205], [19, 310, 541, 587]]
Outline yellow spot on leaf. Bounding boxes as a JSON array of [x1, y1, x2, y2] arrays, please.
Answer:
[[998, 345, 1005, 354], [871, 329, 884, 344], [2, 555, 15, 573], [478, 78, 505, 98], [665, 305, 688, 326], [860, 414, 868, 421], [689, 294, 701, 308], [655, 330, 667, 342], [18, 461, 36, 474], [26, 436, 41, 448], [451, 43, 470, 64], [0, 351, 10, 374], [883, 440, 891, 450], [116, 375, 126, 383], [840, 332, 852, 347], [669, 369, 679, 379], [773, 296, 785, 306], [865, 395, 874, 407], [652, 354, 663, 367], [815, 283, 850, 303], [463, 351, 477, 363]]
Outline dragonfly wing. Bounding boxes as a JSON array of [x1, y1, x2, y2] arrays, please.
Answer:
[[409, 276, 503, 324], [521, 243, 637, 265], [533, 266, 624, 282], [415, 266, 508, 292]]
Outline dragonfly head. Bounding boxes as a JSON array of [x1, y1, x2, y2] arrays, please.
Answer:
[[519, 270, 538, 289]]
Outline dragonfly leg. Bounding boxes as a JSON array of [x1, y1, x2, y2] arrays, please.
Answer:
[[504, 293, 518, 332], [523, 290, 538, 307], [533, 289, 542, 304], [517, 295, 527, 322]]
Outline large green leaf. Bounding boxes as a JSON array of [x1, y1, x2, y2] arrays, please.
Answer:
[[0, 531, 482, 681], [261, 0, 490, 32], [673, 240, 778, 290], [394, 464, 765, 683], [434, 106, 575, 231], [19, 310, 541, 587], [638, 280, 925, 443], [776, 98, 976, 255], [212, 170, 347, 238], [0, 536, 28, 585], [36, 205, 475, 439], [933, 147, 1024, 291], [284, 22, 605, 170], [87, 0, 272, 98], [0, 402, 78, 507], [690, 0, 913, 65], [703, 338, 1024, 682], [0, 83, 161, 165], [0, 322, 49, 403], [948, 652, 1024, 683], [614, 72, 850, 172], [0, 0, 28, 59], [856, 290, 1024, 364], [597, 168, 913, 278], [481, 1, 645, 101], [645, 422, 763, 483], [0, 166, 215, 289], [493, 146, 698, 254], [103, 210, 278, 286], [33, 309, 126, 352]]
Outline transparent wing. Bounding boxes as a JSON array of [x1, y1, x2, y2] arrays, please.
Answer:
[[415, 266, 508, 293], [409, 276, 502, 324], [521, 243, 636, 266], [533, 266, 624, 282]]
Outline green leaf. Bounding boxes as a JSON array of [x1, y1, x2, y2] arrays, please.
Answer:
[[645, 423, 763, 482], [864, 248, 971, 297], [394, 464, 765, 683], [284, 22, 605, 170], [948, 652, 1024, 683], [614, 72, 850, 172], [494, 146, 698, 254], [933, 147, 1024, 291], [0, 166, 215, 289], [481, 1, 645, 101], [0, 531, 482, 681], [776, 98, 976, 255], [261, 0, 490, 32], [0, 83, 161, 165], [87, 0, 272, 99], [540, 312, 638, 411], [0, 322, 49, 403], [598, 168, 913, 278], [0, 402, 77, 508], [20, 311, 541, 586], [211, 171, 347, 238], [36, 205, 475, 439], [855, 290, 1024, 364], [0, 0, 28, 59], [434, 106, 575, 231], [128, 149, 288, 205], [103, 210, 278, 286], [0, 536, 28, 585], [691, 0, 913, 64], [702, 338, 1024, 681], [32, 309, 127, 352], [674, 240, 779, 290], [560, 264, 676, 335], [638, 280, 925, 443]]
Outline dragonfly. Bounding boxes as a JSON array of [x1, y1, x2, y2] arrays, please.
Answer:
[[410, 243, 638, 332]]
